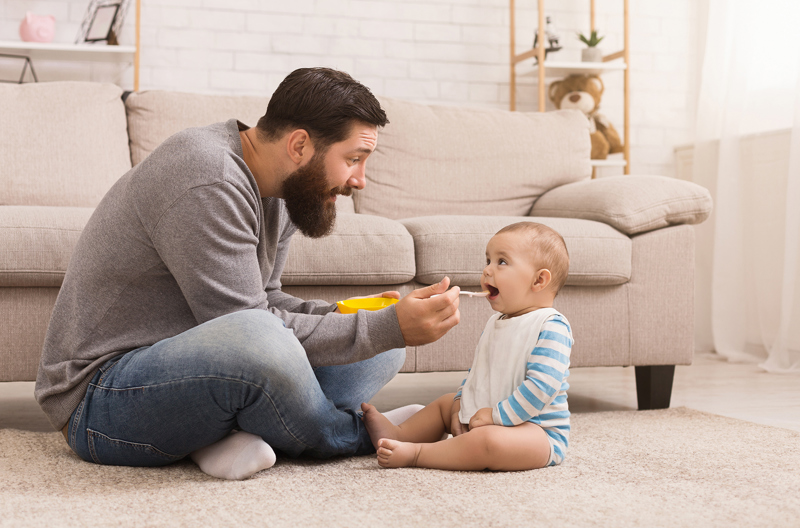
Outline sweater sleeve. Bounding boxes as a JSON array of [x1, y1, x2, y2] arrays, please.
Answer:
[[150, 181, 405, 368], [151, 181, 270, 323], [255, 206, 406, 366], [491, 315, 573, 426]]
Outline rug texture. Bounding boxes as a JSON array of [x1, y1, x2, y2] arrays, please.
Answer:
[[1, 407, 799, 527]]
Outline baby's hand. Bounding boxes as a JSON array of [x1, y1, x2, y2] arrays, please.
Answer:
[[468, 407, 494, 429]]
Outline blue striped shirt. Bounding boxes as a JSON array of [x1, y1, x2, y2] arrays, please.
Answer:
[[456, 313, 573, 465]]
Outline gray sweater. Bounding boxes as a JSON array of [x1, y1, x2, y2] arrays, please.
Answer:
[[35, 119, 405, 430]]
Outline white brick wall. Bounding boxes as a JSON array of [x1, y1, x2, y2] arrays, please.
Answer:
[[0, 0, 703, 178]]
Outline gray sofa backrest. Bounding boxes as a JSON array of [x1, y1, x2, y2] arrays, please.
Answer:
[[357, 96, 592, 219], [124, 90, 593, 221], [0, 82, 131, 207], [1, 82, 593, 217], [125, 90, 269, 166]]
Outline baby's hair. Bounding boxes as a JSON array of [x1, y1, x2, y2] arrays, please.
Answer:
[[495, 222, 570, 295]]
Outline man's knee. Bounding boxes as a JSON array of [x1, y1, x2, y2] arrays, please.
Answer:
[[210, 309, 307, 372], [218, 308, 285, 334]]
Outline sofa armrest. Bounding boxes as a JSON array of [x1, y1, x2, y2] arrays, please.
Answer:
[[529, 175, 713, 236]]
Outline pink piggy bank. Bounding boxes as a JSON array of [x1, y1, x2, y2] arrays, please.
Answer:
[[19, 13, 56, 43]]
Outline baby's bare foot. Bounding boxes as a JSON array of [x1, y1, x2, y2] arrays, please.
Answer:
[[376, 438, 421, 468], [361, 403, 402, 449]]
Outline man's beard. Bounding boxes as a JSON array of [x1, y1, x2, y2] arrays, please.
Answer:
[[281, 152, 351, 239]]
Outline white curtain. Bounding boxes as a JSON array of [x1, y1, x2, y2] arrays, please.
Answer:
[[694, 0, 800, 372]]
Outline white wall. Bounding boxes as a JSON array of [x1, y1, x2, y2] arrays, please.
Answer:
[[0, 0, 701, 178]]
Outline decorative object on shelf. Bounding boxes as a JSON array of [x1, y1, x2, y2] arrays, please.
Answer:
[[533, 16, 562, 62], [86, 3, 120, 42], [0, 54, 38, 83], [548, 74, 623, 160], [578, 30, 605, 62], [75, 0, 131, 45], [19, 13, 56, 43], [110, 0, 133, 45]]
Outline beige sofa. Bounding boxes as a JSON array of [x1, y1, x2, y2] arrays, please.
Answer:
[[0, 81, 712, 410]]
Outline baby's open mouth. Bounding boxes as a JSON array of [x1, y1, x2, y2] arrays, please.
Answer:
[[486, 285, 499, 298]]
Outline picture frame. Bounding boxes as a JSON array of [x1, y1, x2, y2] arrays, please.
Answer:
[[85, 3, 120, 42], [75, 0, 130, 44]]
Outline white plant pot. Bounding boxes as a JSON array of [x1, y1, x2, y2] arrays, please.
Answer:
[[582, 47, 603, 62]]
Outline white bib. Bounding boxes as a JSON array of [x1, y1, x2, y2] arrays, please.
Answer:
[[458, 308, 559, 424]]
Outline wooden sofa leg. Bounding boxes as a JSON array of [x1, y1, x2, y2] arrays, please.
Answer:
[[634, 365, 675, 410]]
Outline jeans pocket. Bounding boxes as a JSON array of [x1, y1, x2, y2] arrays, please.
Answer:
[[87, 429, 183, 467]]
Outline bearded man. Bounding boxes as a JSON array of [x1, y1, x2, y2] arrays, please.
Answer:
[[35, 68, 461, 480]]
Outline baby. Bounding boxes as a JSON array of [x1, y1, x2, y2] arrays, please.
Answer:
[[361, 221, 573, 471]]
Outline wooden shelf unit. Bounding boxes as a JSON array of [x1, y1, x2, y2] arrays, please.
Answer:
[[510, 0, 630, 174], [0, 0, 141, 90]]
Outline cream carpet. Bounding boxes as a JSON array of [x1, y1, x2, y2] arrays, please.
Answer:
[[2, 407, 799, 527]]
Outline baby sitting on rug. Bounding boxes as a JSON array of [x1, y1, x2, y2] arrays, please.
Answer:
[[361, 221, 573, 471]]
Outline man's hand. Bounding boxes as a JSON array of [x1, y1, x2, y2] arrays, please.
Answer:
[[468, 407, 494, 429], [395, 277, 460, 346], [333, 290, 401, 313], [450, 398, 466, 436]]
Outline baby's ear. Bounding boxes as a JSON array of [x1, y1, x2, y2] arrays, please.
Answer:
[[532, 269, 552, 291]]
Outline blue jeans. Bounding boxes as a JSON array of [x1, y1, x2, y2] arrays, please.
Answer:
[[64, 309, 405, 467]]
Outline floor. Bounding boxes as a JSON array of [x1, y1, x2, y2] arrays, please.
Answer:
[[2, 351, 799, 433]]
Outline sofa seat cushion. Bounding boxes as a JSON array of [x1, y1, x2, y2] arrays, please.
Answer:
[[0, 208, 412, 289], [354, 97, 591, 220], [400, 215, 631, 287], [282, 213, 415, 286], [0, 206, 94, 287], [0, 82, 132, 207]]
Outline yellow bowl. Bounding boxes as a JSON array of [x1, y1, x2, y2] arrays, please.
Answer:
[[336, 297, 399, 314]]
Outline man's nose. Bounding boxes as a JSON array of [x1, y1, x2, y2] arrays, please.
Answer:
[[348, 166, 366, 190]]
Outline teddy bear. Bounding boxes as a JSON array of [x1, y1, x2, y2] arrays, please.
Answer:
[[548, 74, 623, 160]]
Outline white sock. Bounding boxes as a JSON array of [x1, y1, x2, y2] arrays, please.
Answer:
[[190, 431, 276, 480], [383, 404, 424, 426]]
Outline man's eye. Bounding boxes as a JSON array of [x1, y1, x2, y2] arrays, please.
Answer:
[[350, 158, 360, 164]]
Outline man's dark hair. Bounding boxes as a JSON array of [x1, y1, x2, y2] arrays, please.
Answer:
[[256, 67, 388, 152]]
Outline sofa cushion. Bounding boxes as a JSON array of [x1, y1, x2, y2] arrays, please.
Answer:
[[125, 90, 270, 166], [354, 97, 592, 220], [125, 90, 362, 213], [0, 82, 131, 207], [400, 216, 631, 287], [282, 213, 415, 286], [0, 206, 94, 287], [530, 175, 714, 235], [0, 207, 409, 289]]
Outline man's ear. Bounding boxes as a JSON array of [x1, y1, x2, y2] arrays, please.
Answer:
[[285, 129, 313, 166], [532, 269, 552, 292]]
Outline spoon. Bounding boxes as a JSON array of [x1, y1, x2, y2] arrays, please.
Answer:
[[460, 290, 490, 297], [432, 290, 490, 298]]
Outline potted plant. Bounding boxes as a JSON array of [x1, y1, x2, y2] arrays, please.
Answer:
[[578, 30, 604, 62]]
